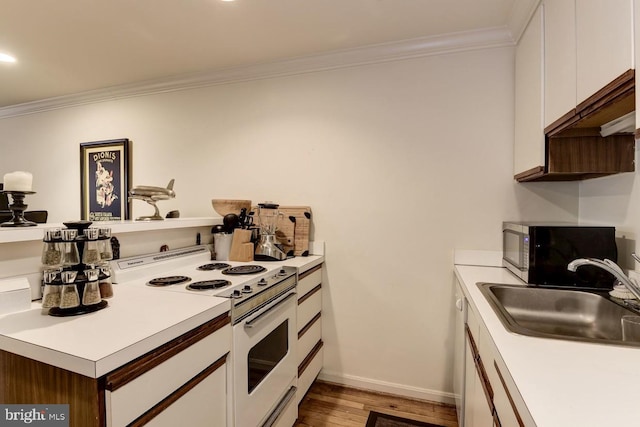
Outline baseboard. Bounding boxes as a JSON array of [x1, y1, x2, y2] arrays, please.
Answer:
[[317, 370, 456, 406]]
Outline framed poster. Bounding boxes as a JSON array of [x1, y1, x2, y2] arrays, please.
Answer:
[[80, 138, 131, 221]]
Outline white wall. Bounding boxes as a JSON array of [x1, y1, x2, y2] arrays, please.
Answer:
[[0, 46, 580, 401]]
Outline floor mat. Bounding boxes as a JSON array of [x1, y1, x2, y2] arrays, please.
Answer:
[[365, 411, 445, 427]]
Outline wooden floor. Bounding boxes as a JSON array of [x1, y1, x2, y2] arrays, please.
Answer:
[[294, 381, 459, 427]]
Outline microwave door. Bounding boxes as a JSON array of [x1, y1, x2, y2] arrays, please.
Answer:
[[503, 229, 527, 270]]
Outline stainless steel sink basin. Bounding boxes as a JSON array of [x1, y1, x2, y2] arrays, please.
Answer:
[[478, 283, 640, 346]]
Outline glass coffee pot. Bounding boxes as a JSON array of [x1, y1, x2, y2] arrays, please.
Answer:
[[254, 202, 287, 261]]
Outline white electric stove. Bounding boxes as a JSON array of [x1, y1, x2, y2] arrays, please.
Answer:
[[111, 245, 300, 426]]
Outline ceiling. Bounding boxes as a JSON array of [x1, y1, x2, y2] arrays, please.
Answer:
[[0, 0, 526, 110]]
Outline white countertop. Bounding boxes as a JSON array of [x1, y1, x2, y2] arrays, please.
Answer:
[[454, 263, 640, 427], [0, 254, 324, 379]]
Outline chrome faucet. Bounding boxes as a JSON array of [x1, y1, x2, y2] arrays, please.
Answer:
[[567, 258, 640, 301]]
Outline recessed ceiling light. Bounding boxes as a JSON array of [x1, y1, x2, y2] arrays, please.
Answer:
[[0, 53, 16, 63]]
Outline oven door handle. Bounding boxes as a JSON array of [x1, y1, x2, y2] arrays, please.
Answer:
[[244, 291, 296, 329]]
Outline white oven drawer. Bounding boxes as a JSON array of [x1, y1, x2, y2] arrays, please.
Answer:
[[298, 266, 322, 298], [297, 288, 321, 332], [107, 324, 231, 427], [298, 315, 321, 366]]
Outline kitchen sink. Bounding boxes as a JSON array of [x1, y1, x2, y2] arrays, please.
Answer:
[[477, 283, 640, 346]]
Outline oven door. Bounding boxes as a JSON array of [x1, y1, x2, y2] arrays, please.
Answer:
[[233, 290, 298, 427]]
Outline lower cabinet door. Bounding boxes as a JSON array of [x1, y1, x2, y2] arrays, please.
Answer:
[[145, 364, 227, 427]]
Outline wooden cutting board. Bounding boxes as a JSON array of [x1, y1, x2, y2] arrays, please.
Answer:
[[278, 206, 311, 256], [252, 205, 312, 257]]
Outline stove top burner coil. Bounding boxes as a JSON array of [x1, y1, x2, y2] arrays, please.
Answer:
[[186, 280, 232, 291], [197, 263, 231, 271], [147, 276, 191, 286], [222, 265, 267, 275]]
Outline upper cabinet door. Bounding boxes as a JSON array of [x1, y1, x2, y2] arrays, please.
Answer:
[[544, 0, 577, 128], [576, 0, 634, 104], [514, 4, 545, 177]]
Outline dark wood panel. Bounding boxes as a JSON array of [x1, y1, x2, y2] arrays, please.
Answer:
[[0, 350, 104, 427], [106, 311, 229, 391], [514, 166, 545, 182], [547, 134, 635, 174]]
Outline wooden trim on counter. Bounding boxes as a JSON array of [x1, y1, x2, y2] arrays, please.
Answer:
[[128, 354, 227, 427], [298, 263, 322, 280], [299, 340, 324, 377], [298, 312, 321, 339], [494, 360, 525, 427], [0, 349, 105, 427], [298, 284, 321, 304], [105, 311, 230, 391]]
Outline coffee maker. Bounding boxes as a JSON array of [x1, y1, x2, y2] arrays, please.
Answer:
[[254, 202, 287, 261]]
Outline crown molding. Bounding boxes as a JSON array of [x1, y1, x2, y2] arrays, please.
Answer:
[[0, 26, 514, 120], [507, 0, 541, 43]]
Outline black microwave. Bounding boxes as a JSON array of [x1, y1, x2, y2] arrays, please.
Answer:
[[502, 222, 618, 288]]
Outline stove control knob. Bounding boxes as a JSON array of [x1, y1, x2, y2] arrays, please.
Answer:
[[242, 285, 253, 293], [277, 268, 287, 276], [258, 278, 268, 286], [232, 289, 242, 298]]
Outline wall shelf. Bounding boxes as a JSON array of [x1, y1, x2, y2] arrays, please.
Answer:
[[0, 217, 221, 244]]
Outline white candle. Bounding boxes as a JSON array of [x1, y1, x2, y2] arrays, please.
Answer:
[[3, 171, 33, 192]]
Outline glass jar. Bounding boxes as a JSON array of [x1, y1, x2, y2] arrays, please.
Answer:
[[41, 269, 61, 309], [82, 228, 101, 266], [41, 228, 63, 267], [83, 268, 102, 305], [59, 271, 80, 309], [98, 263, 114, 299], [98, 228, 113, 261], [61, 229, 80, 267]]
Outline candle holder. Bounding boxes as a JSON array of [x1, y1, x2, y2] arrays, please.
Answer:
[[1, 191, 37, 227]]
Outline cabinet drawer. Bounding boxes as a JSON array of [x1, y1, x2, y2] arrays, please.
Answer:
[[297, 288, 321, 332], [298, 265, 322, 298], [107, 323, 231, 427], [143, 361, 227, 427], [297, 343, 323, 405], [298, 314, 321, 365]]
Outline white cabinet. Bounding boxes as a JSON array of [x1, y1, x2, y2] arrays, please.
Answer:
[[456, 278, 530, 426], [453, 283, 466, 426], [296, 264, 323, 404], [576, 0, 634, 104], [515, 0, 636, 181], [544, 0, 577, 127], [105, 313, 231, 427], [463, 302, 496, 427], [514, 4, 545, 177], [144, 365, 227, 427]]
